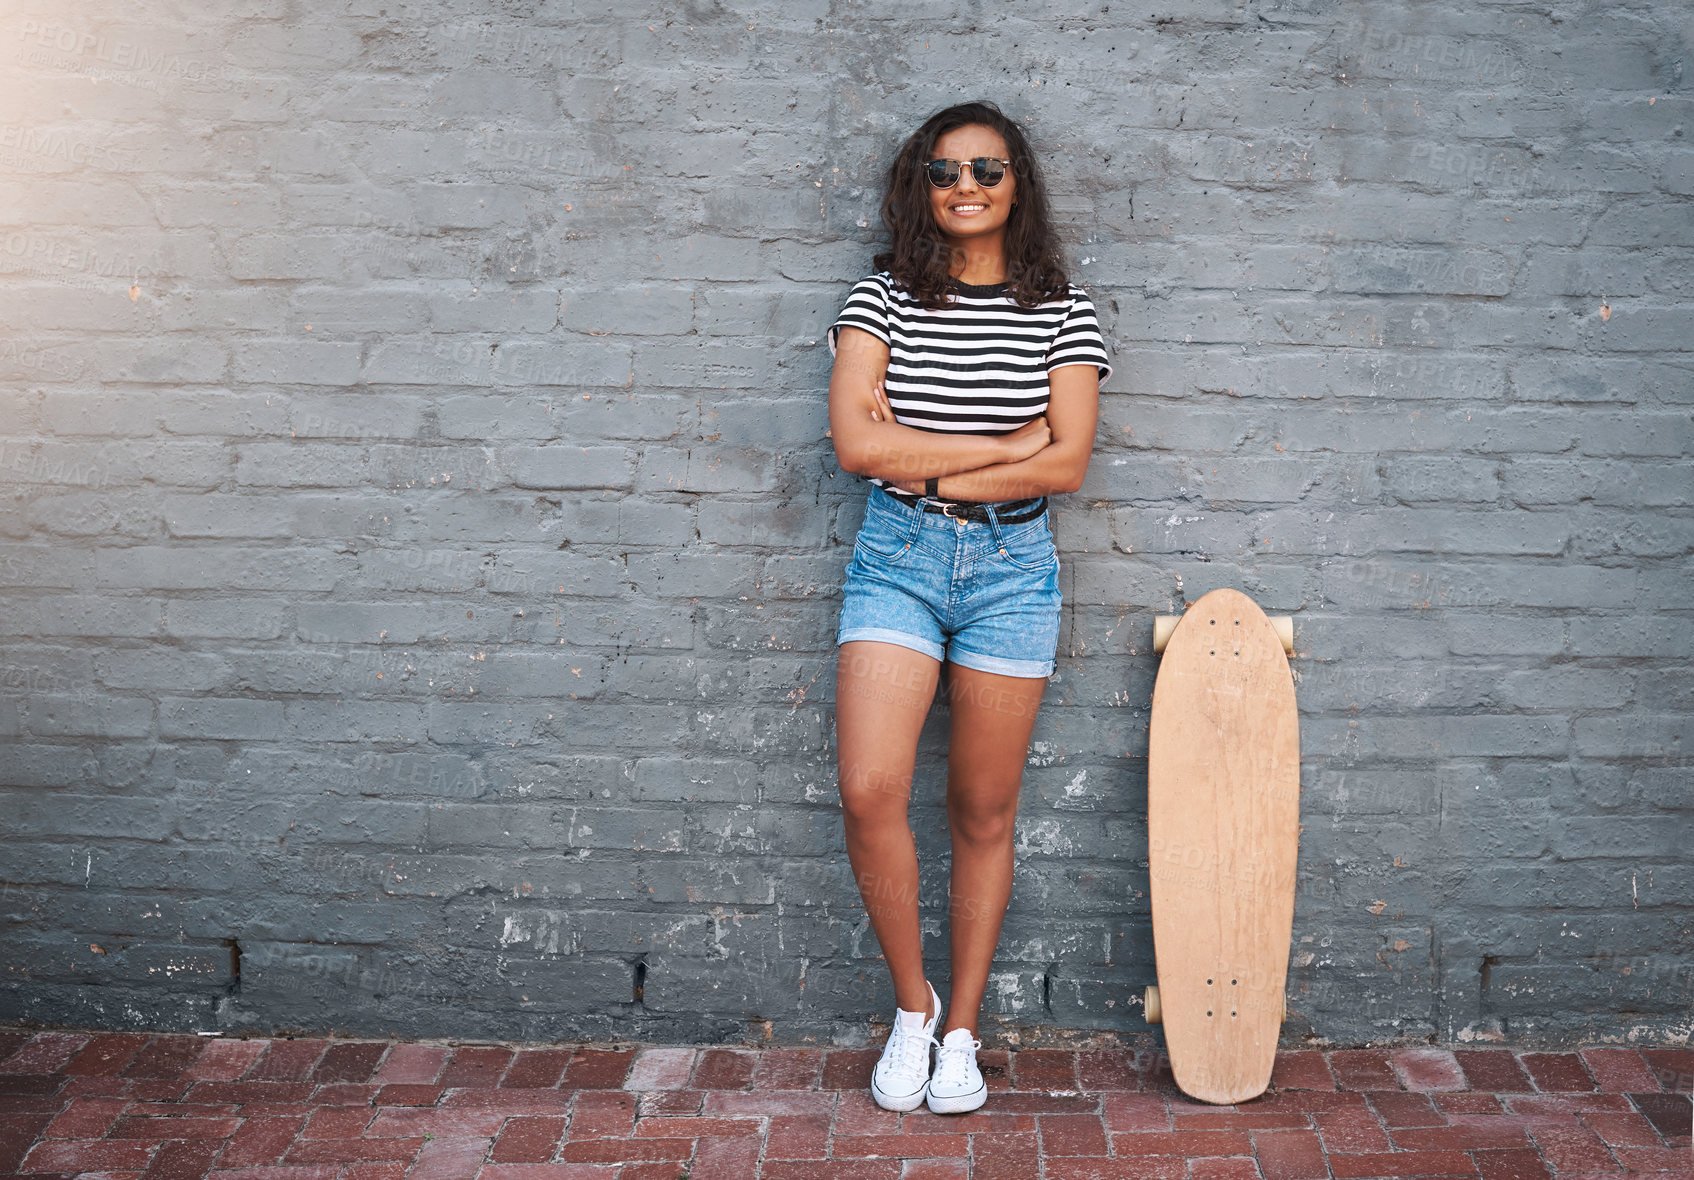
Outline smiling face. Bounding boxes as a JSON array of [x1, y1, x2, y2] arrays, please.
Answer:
[[926, 123, 1017, 259]]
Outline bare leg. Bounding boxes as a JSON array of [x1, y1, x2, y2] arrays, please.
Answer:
[[836, 640, 943, 1020], [940, 663, 1047, 1037]]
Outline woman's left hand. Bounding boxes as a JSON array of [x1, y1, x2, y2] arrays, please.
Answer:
[[869, 378, 892, 422]]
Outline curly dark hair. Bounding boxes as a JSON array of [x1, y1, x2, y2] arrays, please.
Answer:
[[871, 100, 1070, 311]]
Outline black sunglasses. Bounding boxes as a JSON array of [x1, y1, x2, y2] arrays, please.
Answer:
[[925, 156, 1012, 189]]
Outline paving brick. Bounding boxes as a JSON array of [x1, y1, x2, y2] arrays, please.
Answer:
[[181, 1041, 267, 1082], [833, 1133, 970, 1159], [490, 1115, 568, 1163], [2, 1033, 89, 1075], [1173, 1111, 1308, 1131], [568, 1089, 637, 1138], [63, 1035, 150, 1077], [1454, 1053, 1536, 1094], [1520, 1053, 1596, 1093], [1188, 1159, 1264, 1180], [1390, 1121, 1535, 1150], [1642, 1049, 1694, 1094], [301, 1105, 373, 1138], [1472, 1148, 1552, 1180], [137, 1137, 221, 1180], [406, 1135, 491, 1180], [1507, 1093, 1633, 1117], [1631, 1091, 1693, 1141], [215, 1113, 306, 1166], [624, 1048, 695, 1092], [1043, 1157, 1187, 1179], [363, 1108, 505, 1136], [753, 1048, 825, 1090], [371, 1046, 448, 1085], [559, 1050, 633, 1090], [832, 1089, 899, 1137], [1328, 1150, 1479, 1177], [969, 1130, 1042, 1180], [693, 1047, 756, 1090], [1271, 1053, 1336, 1092], [1102, 1093, 1172, 1132], [44, 1094, 129, 1138], [1527, 1122, 1619, 1171], [557, 1135, 691, 1162], [1113, 1131, 1254, 1156], [248, 1043, 328, 1083], [480, 1165, 613, 1180], [311, 1043, 387, 1084], [373, 1084, 443, 1106], [1612, 1145, 1694, 1170], [1578, 1047, 1660, 1092], [761, 1162, 903, 1179], [702, 1090, 836, 1115], [1036, 1112, 1108, 1156], [1392, 1050, 1468, 1093], [1013, 1050, 1079, 1091], [501, 1049, 572, 1090], [632, 1114, 760, 1138], [282, 1136, 426, 1163], [1366, 1091, 1444, 1128], [1329, 1052, 1399, 1093], [1581, 1109, 1665, 1146], [900, 1160, 970, 1179], [1311, 1108, 1392, 1154], [767, 1111, 832, 1159], [1251, 1130, 1329, 1180], [20, 1138, 157, 1171], [437, 1047, 512, 1088], [637, 1089, 704, 1116], [1074, 1049, 1138, 1091], [823, 1050, 882, 1092], [691, 1133, 765, 1178]]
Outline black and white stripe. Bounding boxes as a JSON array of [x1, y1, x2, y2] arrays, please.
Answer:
[[828, 271, 1113, 505]]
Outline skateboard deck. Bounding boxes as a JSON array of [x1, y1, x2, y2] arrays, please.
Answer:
[[1146, 588, 1299, 1105]]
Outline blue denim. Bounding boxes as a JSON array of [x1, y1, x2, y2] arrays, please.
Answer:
[[837, 485, 1063, 678]]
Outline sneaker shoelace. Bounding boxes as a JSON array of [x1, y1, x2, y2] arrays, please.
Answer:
[[934, 1035, 982, 1087], [883, 1018, 937, 1078]]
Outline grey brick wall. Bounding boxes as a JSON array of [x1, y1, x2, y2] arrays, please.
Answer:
[[1, 1, 1689, 1050]]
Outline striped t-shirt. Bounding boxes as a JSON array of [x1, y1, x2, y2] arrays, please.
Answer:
[[827, 271, 1113, 506]]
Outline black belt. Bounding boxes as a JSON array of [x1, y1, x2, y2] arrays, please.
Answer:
[[880, 485, 1048, 524]]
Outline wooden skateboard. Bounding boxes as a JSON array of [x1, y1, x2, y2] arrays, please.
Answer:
[[1144, 588, 1300, 1105]]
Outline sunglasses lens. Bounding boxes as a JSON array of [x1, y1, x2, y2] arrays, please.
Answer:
[[926, 159, 959, 188], [972, 157, 1005, 186]]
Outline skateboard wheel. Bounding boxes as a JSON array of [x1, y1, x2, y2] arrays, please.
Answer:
[[1144, 985, 1162, 1024], [1152, 616, 1178, 654], [1269, 616, 1293, 654]]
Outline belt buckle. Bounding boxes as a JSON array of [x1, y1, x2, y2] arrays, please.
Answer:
[[940, 501, 963, 520]]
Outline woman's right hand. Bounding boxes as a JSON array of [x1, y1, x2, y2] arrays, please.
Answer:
[[1000, 415, 1052, 463]]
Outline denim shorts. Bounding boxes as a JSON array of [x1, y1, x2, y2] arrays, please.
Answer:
[[837, 485, 1063, 678]]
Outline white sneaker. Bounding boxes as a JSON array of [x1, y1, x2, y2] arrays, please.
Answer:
[[870, 979, 940, 1111], [925, 1027, 986, 1114]]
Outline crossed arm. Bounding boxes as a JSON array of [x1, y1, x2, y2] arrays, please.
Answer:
[[826, 326, 1100, 500]]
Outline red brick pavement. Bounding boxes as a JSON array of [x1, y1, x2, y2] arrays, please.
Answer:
[[0, 1030, 1687, 1178]]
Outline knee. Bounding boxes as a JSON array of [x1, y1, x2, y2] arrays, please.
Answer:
[[840, 767, 910, 826], [947, 797, 1017, 847]]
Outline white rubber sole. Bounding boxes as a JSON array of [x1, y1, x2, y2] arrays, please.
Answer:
[[871, 1075, 930, 1111], [926, 1081, 987, 1114]]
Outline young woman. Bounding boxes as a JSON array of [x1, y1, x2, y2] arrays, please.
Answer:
[[825, 100, 1112, 1114]]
